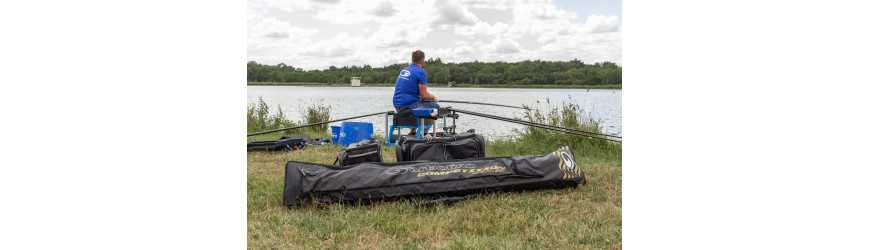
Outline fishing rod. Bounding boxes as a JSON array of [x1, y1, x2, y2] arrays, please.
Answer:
[[449, 107, 620, 137], [458, 111, 622, 143], [452, 108, 622, 140], [449, 108, 622, 143], [437, 99, 533, 110], [479, 114, 622, 143], [247, 111, 389, 137]]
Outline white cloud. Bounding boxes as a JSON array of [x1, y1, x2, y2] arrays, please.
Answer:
[[371, 27, 415, 48], [583, 15, 620, 33], [494, 39, 521, 54], [432, 0, 480, 27], [299, 33, 356, 57], [458, 0, 513, 11], [247, 16, 316, 46], [263, 32, 289, 39], [371, 1, 397, 17], [247, 0, 621, 69], [540, 32, 622, 63], [311, 0, 340, 4], [253, 0, 313, 13], [454, 21, 508, 38]]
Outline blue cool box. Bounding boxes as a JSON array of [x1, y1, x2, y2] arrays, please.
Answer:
[[330, 125, 342, 143], [337, 122, 373, 147]]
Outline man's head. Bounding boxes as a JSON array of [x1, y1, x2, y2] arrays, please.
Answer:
[[411, 50, 425, 66]]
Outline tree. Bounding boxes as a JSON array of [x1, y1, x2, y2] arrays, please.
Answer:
[[246, 59, 621, 85]]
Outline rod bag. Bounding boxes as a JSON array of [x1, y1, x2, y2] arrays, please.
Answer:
[[283, 146, 584, 207], [247, 136, 306, 151]]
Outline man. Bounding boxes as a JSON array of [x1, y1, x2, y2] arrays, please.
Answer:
[[392, 50, 438, 135], [393, 50, 438, 110]]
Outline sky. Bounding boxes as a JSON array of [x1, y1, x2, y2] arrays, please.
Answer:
[[248, 0, 621, 70]]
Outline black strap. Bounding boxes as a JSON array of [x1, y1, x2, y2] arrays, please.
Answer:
[[345, 150, 379, 158]]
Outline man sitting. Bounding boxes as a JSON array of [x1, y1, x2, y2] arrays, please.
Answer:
[[392, 50, 438, 135]]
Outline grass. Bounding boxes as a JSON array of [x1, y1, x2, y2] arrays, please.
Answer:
[[247, 102, 621, 249]]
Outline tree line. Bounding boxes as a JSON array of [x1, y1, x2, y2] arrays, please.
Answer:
[[247, 58, 621, 86]]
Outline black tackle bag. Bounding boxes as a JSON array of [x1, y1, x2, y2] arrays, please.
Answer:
[[396, 131, 485, 162], [247, 136, 306, 151], [334, 139, 382, 167], [283, 146, 585, 207]]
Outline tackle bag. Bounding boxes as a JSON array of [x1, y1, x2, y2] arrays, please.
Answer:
[[396, 131, 485, 162], [283, 146, 584, 207], [334, 139, 382, 167], [247, 136, 306, 151]]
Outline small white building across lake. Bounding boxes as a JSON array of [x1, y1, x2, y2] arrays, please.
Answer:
[[350, 77, 362, 87]]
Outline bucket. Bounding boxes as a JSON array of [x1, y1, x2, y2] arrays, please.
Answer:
[[339, 122, 374, 147], [330, 125, 342, 143]]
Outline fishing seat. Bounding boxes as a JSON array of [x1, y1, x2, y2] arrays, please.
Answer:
[[385, 108, 433, 146], [392, 108, 417, 126]]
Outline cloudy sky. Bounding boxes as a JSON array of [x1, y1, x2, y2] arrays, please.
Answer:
[[248, 0, 621, 70]]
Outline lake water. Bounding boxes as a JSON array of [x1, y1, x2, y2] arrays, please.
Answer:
[[247, 86, 621, 138]]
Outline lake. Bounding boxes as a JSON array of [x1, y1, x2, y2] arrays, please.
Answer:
[[247, 86, 622, 139]]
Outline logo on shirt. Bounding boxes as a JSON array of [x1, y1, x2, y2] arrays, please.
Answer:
[[399, 69, 411, 80]]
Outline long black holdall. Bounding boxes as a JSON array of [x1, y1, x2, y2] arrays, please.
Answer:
[[333, 139, 382, 167], [247, 136, 306, 151], [283, 146, 584, 207], [396, 131, 485, 162]]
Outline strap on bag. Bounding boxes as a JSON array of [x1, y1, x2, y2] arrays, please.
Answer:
[[345, 150, 379, 158], [335, 139, 381, 167], [333, 151, 344, 166]]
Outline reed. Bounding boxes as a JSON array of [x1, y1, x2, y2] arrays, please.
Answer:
[[247, 97, 332, 141]]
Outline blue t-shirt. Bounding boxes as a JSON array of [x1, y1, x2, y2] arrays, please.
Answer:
[[392, 64, 428, 109]]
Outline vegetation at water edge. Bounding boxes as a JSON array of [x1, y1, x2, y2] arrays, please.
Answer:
[[247, 97, 332, 141]]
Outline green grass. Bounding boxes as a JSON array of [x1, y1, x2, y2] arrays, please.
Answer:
[[247, 101, 621, 249]]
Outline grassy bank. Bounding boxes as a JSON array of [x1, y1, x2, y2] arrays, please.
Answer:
[[248, 82, 622, 89], [247, 101, 621, 249]]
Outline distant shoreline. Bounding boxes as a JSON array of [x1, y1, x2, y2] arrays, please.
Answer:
[[247, 82, 622, 89]]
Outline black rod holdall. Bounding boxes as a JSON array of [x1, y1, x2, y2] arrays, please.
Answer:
[[333, 139, 382, 167], [247, 136, 306, 151], [396, 130, 485, 162], [284, 146, 584, 207]]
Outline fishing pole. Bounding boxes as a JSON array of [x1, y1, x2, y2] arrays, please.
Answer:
[[452, 108, 622, 140], [247, 111, 389, 137], [449, 108, 622, 142], [480, 114, 622, 143], [437, 99, 534, 110], [461, 111, 622, 143]]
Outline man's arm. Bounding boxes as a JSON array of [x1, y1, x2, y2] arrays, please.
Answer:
[[418, 84, 437, 100], [417, 69, 437, 100]]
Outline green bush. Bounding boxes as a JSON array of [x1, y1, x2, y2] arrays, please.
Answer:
[[302, 103, 331, 134], [247, 98, 333, 140], [247, 97, 295, 133]]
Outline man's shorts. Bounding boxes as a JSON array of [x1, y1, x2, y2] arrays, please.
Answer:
[[407, 100, 440, 110], [394, 100, 440, 126]]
